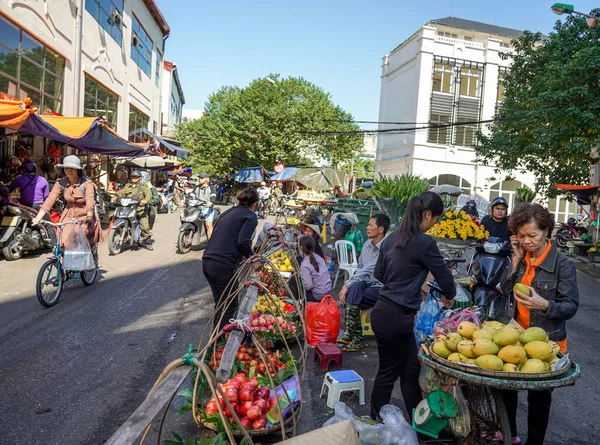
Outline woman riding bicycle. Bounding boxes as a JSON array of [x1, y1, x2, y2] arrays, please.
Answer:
[[32, 155, 103, 259]]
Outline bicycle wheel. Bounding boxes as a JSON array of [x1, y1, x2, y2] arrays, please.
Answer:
[[80, 269, 97, 286], [463, 385, 511, 445], [36, 258, 64, 307]]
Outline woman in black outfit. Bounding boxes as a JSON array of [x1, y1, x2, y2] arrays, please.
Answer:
[[202, 188, 259, 330], [371, 191, 455, 421]]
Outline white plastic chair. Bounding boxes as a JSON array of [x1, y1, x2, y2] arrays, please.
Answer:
[[333, 240, 358, 289]]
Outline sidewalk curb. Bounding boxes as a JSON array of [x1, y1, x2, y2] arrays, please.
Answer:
[[568, 254, 600, 283]]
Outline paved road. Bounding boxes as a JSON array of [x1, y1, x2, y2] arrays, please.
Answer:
[[0, 210, 599, 444]]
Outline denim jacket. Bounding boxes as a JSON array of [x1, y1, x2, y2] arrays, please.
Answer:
[[500, 244, 579, 342]]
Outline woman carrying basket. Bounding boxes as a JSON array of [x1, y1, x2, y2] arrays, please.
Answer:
[[32, 155, 103, 261], [500, 204, 579, 445]]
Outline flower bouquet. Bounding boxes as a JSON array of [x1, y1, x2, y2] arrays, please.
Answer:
[[427, 210, 489, 256]]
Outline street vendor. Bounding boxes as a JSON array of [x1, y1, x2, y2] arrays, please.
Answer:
[[303, 205, 320, 226], [202, 188, 259, 330], [500, 203, 579, 445], [298, 235, 332, 302], [370, 191, 455, 423], [299, 221, 324, 258]]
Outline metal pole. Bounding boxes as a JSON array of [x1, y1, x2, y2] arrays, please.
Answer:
[[73, 0, 84, 116]]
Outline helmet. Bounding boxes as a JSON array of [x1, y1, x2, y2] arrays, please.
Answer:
[[130, 170, 142, 178], [260, 181, 266, 186], [21, 160, 37, 173], [491, 196, 508, 209]]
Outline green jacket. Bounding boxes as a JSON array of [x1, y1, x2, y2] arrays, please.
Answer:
[[118, 182, 152, 214]]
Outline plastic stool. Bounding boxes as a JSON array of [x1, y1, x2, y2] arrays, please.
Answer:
[[360, 309, 374, 336], [314, 343, 342, 372], [320, 370, 365, 409]]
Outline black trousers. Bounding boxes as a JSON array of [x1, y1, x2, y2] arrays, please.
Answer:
[[370, 298, 421, 421], [202, 259, 238, 330], [502, 389, 553, 445]]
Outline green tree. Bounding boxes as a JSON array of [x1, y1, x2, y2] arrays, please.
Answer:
[[176, 75, 363, 176], [475, 13, 600, 196], [340, 157, 375, 179]]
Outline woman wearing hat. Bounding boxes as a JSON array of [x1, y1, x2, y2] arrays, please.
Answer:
[[32, 155, 103, 257], [299, 221, 324, 259]]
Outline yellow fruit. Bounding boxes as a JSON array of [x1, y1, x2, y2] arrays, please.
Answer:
[[472, 329, 494, 341], [284, 259, 291, 267], [519, 327, 548, 344], [457, 340, 477, 358], [502, 363, 519, 372], [498, 345, 527, 364], [548, 341, 560, 358], [493, 327, 520, 346], [457, 322, 479, 339], [520, 358, 547, 373], [476, 355, 504, 371], [482, 321, 505, 331], [524, 341, 554, 361], [547, 356, 560, 369], [513, 283, 531, 296], [472, 339, 500, 356], [443, 333, 463, 352], [448, 352, 470, 363], [466, 358, 478, 365], [432, 341, 452, 358], [504, 323, 524, 334]]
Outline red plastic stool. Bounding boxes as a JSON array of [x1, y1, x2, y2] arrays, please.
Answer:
[[314, 343, 342, 372]]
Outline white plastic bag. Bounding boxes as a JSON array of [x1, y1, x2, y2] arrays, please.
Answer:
[[63, 224, 94, 271], [447, 385, 471, 438]]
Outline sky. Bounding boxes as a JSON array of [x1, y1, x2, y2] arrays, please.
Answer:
[[155, 0, 598, 126]]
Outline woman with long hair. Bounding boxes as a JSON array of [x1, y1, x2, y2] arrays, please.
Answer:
[[370, 191, 455, 422], [298, 235, 332, 302], [202, 188, 259, 329]]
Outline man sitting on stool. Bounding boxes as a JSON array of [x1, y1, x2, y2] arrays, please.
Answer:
[[337, 214, 390, 352]]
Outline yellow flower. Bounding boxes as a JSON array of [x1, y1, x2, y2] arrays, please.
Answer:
[[445, 211, 453, 218], [590, 247, 597, 253]]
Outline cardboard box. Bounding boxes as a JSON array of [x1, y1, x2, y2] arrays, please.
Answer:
[[275, 420, 360, 445]]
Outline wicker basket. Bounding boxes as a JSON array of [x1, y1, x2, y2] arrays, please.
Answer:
[[420, 350, 581, 390], [199, 409, 298, 437]]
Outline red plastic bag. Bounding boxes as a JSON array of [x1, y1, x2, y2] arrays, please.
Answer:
[[433, 308, 481, 337], [305, 295, 340, 346]]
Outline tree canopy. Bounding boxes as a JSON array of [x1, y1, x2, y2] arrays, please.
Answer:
[[176, 75, 363, 176], [475, 13, 600, 196]]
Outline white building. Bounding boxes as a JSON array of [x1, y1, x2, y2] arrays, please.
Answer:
[[376, 17, 574, 221], [160, 60, 185, 137], [363, 132, 377, 158], [0, 0, 169, 148], [182, 108, 204, 121]]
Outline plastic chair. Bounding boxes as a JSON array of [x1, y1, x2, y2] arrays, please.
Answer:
[[320, 370, 365, 409], [360, 309, 374, 336], [314, 343, 343, 372], [333, 240, 358, 289]]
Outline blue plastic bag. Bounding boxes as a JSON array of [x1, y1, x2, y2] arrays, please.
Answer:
[[414, 290, 443, 347]]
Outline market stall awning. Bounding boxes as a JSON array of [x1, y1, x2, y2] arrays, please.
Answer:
[[269, 167, 299, 181], [293, 167, 350, 192], [235, 166, 269, 183], [555, 184, 599, 205], [129, 128, 189, 158], [113, 155, 166, 168], [0, 98, 145, 156]]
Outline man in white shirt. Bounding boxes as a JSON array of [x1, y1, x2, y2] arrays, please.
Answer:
[[337, 214, 390, 352]]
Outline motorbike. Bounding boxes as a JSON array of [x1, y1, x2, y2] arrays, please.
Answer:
[[467, 237, 512, 321], [274, 195, 300, 218], [555, 217, 588, 248], [0, 203, 57, 261], [107, 197, 143, 255], [177, 194, 220, 254]]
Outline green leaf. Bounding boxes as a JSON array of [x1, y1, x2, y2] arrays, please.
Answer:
[[209, 433, 227, 445], [176, 404, 193, 415], [177, 387, 194, 400]]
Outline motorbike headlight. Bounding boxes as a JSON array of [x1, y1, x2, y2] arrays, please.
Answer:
[[7, 206, 22, 216], [181, 209, 201, 222], [120, 198, 132, 206]]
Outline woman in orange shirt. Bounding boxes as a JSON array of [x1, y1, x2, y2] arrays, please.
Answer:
[[500, 204, 579, 445]]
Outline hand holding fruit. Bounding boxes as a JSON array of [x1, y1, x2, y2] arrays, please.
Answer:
[[513, 284, 549, 311]]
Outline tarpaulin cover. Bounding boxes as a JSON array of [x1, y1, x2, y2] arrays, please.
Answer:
[[235, 166, 266, 183], [293, 168, 350, 192], [113, 155, 166, 168], [129, 128, 189, 158], [269, 167, 299, 181], [555, 184, 599, 205], [0, 98, 33, 130]]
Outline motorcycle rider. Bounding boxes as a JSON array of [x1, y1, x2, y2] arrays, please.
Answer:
[[481, 197, 512, 242], [8, 160, 49, 209], [257, 181, 271, 218], [460, 199, 480, 218], [117, 171, 153, 250], [193, 172, 217, 238], [141, 171, 160, 231]]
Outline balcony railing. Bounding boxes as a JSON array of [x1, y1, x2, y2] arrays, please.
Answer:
[[434, 35, 485, 49]]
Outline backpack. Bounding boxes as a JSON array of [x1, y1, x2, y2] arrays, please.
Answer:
[[59, 176, 102, 217], [149, 185, 160, 207]]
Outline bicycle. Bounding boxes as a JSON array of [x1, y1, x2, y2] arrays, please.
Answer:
[[36, 219, 98, 308]]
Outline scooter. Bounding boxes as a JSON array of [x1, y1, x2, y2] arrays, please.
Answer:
[[467, 237, 512, 321], [555, 217, 588, 248], [0, 203, 57, 261], [274, 195, 300, 218], [177, 194, 220, 254], [107, 197, 143, 255]]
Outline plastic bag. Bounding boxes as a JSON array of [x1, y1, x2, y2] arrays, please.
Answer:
[[414, 291, 443, 347], [63, 224, 94, 271], [344, 229, 364, 254], [419, 364, 442, 395], [452, 284, 473, 309], [447, 384, 471, 438], [433, 308, 481, 337], [324, 402, 418, 445], [305, 295, 340, 346]]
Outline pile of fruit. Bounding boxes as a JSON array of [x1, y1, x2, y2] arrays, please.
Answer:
[[249, 311, 298, 336], [299, 190, 329, 200], [205, 373, 277, 430], [268, 250, 294, 272], [208, 344, 289, 377], [252, 294, 288, 314], [286, 217, 301, 225], [431, 320, 562, 373]]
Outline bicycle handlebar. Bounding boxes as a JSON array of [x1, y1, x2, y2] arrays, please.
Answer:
[[40, 219, 82, 227], [443, 257, 466, 263]]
